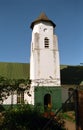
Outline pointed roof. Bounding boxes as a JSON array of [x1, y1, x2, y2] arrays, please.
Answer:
[[30, 12, 56, 29]]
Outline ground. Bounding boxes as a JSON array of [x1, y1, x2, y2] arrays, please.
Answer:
[[63, 111, 76, 130], [64, 120, 76, 130]]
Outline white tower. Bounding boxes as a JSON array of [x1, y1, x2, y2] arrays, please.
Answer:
[[30, 13, 61, 106]]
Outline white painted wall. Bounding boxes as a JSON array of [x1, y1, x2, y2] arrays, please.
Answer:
[[30, 21, 61, 104], [30, 21, 60, 87], [2, 91, 33, 105], [3, 92, 17, 105]]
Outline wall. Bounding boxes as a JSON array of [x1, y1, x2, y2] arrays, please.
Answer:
[[34, 86, 62, 112]]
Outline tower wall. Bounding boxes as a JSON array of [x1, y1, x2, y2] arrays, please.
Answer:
[[30, 14, 61, 108], [30, 22, 60, 86], [34, 86, 62, 111]]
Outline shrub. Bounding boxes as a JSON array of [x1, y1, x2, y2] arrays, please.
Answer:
[[0, 104, 66, 130]]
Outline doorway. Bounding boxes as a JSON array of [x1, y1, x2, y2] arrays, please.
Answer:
[[44, 94, 52, 111]]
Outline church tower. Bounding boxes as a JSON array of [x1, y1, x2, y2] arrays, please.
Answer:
[[30, 13, 61, 111]]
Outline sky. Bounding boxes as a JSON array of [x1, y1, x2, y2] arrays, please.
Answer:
[[0, 0, 83, 65]]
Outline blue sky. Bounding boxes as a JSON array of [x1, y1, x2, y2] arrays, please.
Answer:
[[0, 0, 83, 65]]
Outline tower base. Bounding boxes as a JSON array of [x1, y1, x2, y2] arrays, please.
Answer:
[[34, 86, 62, 112]]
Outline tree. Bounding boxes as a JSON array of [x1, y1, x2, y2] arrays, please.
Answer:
[[0, 76, 10, 104], [0, 76, 31, 104]]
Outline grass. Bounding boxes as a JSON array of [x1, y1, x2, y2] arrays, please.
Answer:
[[61, 111, 75, 122]]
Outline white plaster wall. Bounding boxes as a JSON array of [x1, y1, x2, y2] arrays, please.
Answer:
[[3, 95, 11, 104], [3, 93, 17, 105], [32, 22, 54, 50], [30, 21, 61, 104], [2, 91, 34, 105], [30, 21, 60, 86], [24, 88, 34, 105]]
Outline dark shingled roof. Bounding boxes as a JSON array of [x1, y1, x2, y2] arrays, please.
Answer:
[[30, 12, 56, 29]]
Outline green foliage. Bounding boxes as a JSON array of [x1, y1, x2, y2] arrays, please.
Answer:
[[60, 112, 75, 122], [0, 104, 66, 130], [0, 105, 5, 112], [0, 76, 31, 104]]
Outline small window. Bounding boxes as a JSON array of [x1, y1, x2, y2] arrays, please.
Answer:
[[17, 91, 24, 104], [44, 37, 49, 48]]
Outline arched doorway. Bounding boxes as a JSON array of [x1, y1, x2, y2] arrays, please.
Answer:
[[44, 94, 52, 111]]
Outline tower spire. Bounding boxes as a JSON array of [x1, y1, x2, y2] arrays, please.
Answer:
[[30, 12, 56, 29]]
